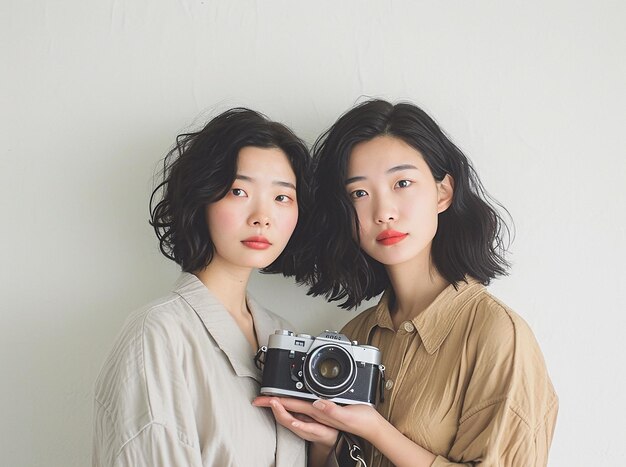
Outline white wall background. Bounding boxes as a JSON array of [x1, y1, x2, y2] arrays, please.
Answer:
[[2, 1, 625, 465]]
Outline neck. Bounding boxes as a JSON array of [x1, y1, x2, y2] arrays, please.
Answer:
[[193, 258, 259, 351], [385, 251, 449, 328], [194, 258, 252, 316]]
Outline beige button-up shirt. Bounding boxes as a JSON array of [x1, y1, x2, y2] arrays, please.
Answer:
[[93, 273, 305, 467], [342, 279, 558, 466]]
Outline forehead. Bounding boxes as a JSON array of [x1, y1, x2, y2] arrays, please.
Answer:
[[348, 136, 426, 174], [237, 146, 296, 180]]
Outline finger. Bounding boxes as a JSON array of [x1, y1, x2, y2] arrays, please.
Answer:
[[291, 418, 337, 440], [266, 398, 337, 427], [269, 399, 298, 425], [254, 397, 327, 428], [269, 400, 337, 444], [253, 396, 316, 414], [255, 397, 344, 428], [268, 399, 311, 433], [311, 399, 339, 418], [252, 396, 274, 407], [293, 413, 315, 423], [271, 397, 318, 413], [309, 399, 350, 429]]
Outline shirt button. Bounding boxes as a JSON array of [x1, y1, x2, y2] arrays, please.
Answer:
[[385, 379, 394, 390], [403, 321, 415, 332]]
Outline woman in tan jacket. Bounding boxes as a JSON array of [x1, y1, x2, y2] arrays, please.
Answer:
[[255, 99, 558, 466]]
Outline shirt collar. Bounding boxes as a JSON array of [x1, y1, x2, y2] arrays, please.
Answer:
[[367, 277, 485, 354], [172, 273, 305, 465], [171, 272, 279, 382]]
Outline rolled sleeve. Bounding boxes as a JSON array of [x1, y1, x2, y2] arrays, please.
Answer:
[[433, 396, 558, 466]]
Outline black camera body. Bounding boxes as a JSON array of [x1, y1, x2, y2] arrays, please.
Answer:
[[256, 330, 385, 406]]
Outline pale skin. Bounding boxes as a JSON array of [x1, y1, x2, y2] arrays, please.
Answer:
[[254, 136, 455, 466], [195, 146, 299, 351]]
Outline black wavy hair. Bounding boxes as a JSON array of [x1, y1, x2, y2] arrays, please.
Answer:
[[150, 108, 312, 275], [302, 99, 511, 309]]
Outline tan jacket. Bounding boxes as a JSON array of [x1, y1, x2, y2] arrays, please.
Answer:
[[342, 278, 558, 466]]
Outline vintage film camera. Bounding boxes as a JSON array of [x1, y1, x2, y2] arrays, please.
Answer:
[[255, 330, 386, 406]]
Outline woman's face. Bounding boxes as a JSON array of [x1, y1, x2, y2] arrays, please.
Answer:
[[345, 136, 453, 268], [205, 146, 299, 271]]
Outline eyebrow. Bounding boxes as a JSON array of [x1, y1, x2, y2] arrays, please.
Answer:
[[387, 164, 418, 173], [274, 180, 297, 190], [345, 164, 419, 185], [235, 174, 296, 190]]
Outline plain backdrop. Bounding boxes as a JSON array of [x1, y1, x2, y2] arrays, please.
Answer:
[[2, 1, 625, 466]]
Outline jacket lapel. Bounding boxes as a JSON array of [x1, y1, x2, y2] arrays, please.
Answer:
[[173, 273, 306, 465], [172, 273, 262, 381]]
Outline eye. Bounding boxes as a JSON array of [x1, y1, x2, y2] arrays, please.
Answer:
[[275, 194, 293, 203], [350, 189, 368, 199], [231, 188, 247, 197], [395, 179, 412, 189]]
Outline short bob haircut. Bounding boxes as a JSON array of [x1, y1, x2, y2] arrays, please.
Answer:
[[150, 108, 311, 276], [302, 99, 510, 309]]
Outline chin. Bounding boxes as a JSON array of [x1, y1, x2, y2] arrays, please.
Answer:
[[371, 250, 420, 266], [249, 257, 281, 270], [242, 259, 274, 269]]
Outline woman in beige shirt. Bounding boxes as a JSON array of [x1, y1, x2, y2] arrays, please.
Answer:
[[255, 100, 558, 466], [93, 108, 311, 466]]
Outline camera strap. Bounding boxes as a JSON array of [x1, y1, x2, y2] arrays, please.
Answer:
[[378, 364, 386, 404], [254, 345, 267, 370], [325, 430, 367, 467]]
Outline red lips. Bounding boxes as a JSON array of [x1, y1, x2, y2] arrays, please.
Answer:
[[376, 229, 408, 246], [241, 236, 272, 250]]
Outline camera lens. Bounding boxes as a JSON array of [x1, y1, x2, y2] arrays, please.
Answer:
[[319, 358, 341, 379], [303, 345, 356, 398]]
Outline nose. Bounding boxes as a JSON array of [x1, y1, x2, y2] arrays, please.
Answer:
[[250, 216, 270, 227], [248, 202, 271, 228], [374, 198, 397, 225]]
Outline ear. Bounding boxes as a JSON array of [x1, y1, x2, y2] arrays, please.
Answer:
[[437, 174, 454, 214]]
